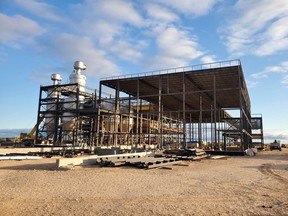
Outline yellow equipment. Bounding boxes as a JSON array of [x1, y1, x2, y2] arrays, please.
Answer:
[[20, 115, 44, 146]]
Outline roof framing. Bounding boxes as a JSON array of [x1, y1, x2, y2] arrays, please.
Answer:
[[100, 60, 251, 122]]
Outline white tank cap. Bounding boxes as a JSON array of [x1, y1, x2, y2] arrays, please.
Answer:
[[74, 61, 86, 71], [51, 73, 62, 81]]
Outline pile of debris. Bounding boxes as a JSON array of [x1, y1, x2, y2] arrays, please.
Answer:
[[1, 148, 229, 170], [95, 148, 210, 169]]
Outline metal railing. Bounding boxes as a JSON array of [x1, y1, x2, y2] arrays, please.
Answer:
[[101, 59, 241, 80]]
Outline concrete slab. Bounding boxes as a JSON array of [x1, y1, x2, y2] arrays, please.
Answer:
[[0, 156, 42, 160], [56, 155, 98, 167], [56, 151, 151, 168], [0, 147, 84, 155]]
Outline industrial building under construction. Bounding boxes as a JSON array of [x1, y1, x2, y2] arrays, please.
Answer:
[[34, 59, 263, 152]]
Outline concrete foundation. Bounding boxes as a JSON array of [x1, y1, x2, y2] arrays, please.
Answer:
[[56, 151, 151, 168]]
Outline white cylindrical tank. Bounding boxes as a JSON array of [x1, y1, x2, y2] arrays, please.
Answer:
[[46, 74, 62, 138], [62, 97, 76, 132], [62, 61, 87, 133], [69, 61, 86, 92], [51, 73, 62, 84]]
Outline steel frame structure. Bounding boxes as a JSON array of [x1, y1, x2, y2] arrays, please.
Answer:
[[35, 83, 98, 146], [35, 59, 262, 151], [99, 59, 255, 151]]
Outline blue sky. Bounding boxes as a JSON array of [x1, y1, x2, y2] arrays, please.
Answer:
[[0, 0, 288, 143]]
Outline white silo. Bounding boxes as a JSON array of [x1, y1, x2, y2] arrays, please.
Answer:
[[62, 61, 87, 133], [69, 61, 87, 92], [46, 74, 62, 138]]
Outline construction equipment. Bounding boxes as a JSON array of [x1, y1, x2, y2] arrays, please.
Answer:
[[20, 115, 45, 146], [270, 140, 281, 151]]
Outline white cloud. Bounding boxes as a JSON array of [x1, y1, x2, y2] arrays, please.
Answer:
[[140, 24, 204, 69], [109, 40, 145, 62], [145, 3, 179, 23], [48, 33, 120, 79], [0, 13, 45, 48], [201, 55, 217, 64], [72, 0, 144, 30], [223, 0, 288, 56], [0, 48, 7, 64], [154, 0, 220, 16], [66, 0, 147, 65], [1, 0, 210, 77], [149, 56, 189, 69], [281, 75, 288, 86], [68, 0, 206, 69], [97, 0, 144, 25], [30, 65, 67, 85], [251, 61, 288, 79], [251, 61, 288, 87], [264, 129, 288, 144], [157, 27, 203, 58], [14, 0, 63, 21], [246, 80, 259, 89], [255, 16, 288, 56]]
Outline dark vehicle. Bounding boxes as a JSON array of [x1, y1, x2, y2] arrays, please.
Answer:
[[270, 140, 281, 151]]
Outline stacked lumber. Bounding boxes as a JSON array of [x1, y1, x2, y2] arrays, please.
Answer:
[[192, 149, 209, 161], [164, 148, 209, 161]]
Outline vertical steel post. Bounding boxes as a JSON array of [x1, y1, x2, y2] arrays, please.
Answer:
[[182, 72, 186, 149], [54, 86, 61, 146], [35, 86, 43, 147], [213, 73, 217, 148], [189, 113, 192, 143], [74, 85, 80, 151], [210, 104, 213, 149], [93, 89, 97, 148], [114, 80, 120, 147], [140, 99, 143, 145], [96, 82, 102, 147], [136, 79, 140, 147], [238, 69, 244, 151], [158, 76, 162, 148], [198, 94, 202, 148], [128, 95, 132, 146]]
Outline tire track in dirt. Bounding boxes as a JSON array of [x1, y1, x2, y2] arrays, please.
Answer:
[[259, 163, 288, 186]]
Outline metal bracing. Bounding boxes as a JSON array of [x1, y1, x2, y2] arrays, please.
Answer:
[[35, 83, 98, 147], [100, 59, 253, 151], [34, 59, 255, 151]]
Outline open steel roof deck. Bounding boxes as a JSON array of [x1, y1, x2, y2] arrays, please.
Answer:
[[100, 59, 251, 121]]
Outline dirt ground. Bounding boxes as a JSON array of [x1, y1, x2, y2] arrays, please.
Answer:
[[0, 149, 287, 216]]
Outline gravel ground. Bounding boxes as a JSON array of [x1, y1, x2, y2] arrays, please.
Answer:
[[0, 149, 287, 216]]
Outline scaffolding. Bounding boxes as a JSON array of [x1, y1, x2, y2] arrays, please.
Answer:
[[35, 59, 262, 151]]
